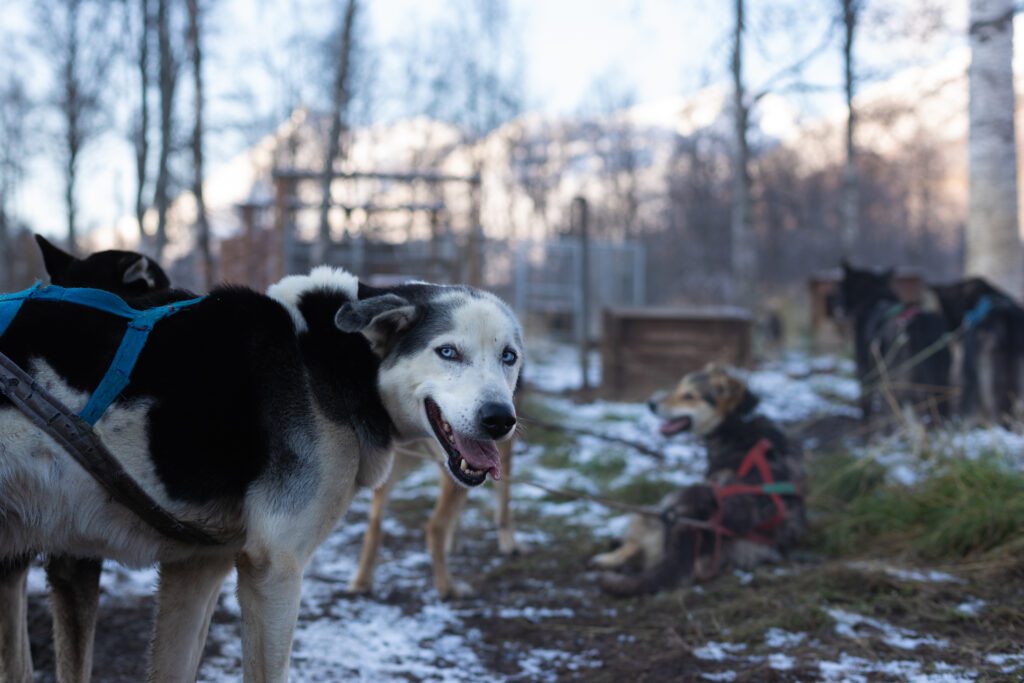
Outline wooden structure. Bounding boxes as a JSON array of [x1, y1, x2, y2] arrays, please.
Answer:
[[219, 168, 482, 292], [601, 306, 753, 401], [808, 268, 925, 350]]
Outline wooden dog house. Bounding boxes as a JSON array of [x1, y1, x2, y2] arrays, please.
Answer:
[[601, 306, 753, 401]]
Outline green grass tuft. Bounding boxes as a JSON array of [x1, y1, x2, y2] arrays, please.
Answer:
[[811, 454, 1024, 560]]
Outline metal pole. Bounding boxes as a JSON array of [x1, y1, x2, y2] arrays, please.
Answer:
[[573, 196, 590, 391]]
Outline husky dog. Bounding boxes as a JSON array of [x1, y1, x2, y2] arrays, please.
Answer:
[[34, 234, 170, 296], [0, 267, 522, 682], [591, 365, 805, 597], [835, 261, 951, 421], [0, 238, 175, 683], [930, 277, 1024, 421]]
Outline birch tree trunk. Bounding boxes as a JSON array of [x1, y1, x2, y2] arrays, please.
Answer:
[[314, 0, 358, 268], [967, 0, 1021, 297], [186, 0, 213, 289], [730, 0, 755, 306]]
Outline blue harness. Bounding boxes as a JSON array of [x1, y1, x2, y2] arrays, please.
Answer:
[[0, 283, 204, 425], [964, 295, 995, 330]]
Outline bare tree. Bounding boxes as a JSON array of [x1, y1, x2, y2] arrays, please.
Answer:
[[186, 0, 212, 287], [840, 0, 861, 254], [132, 0, 153, 246], [730, 0, 755, 306], [0, 75, 32, 289], [967, 0, 1021, 297], [153, 0, 178, 260], [36, 0, 117, 253], [314, 0, 359, 267]]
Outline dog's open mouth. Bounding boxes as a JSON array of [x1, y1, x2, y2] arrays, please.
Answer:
[[425, 398, 501, 487], [659, 416, 692, 436]]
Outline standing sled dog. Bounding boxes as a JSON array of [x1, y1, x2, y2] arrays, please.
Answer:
[[0, 263, 523, 681]]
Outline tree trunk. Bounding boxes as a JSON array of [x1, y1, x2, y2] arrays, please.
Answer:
[[153, 0, 176, 261], [314, 0, 358, 268], [186, 0, 212, 289], [840, 0, 859, 255], [967, 0, 1021, 297], [63, 0, 82, 255], [730, 0, 755, 306], [134, 0, 152, 246]]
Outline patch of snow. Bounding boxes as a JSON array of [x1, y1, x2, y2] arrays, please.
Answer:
[[848, 562, 964, 584], [522, 343, 601, 393], [733, 570, 754, 585], [493, 606, 575, 621], [828, 608, 949, 651], [955, 599, 986, 616], [986, 652, 1024, 673], [819, 653, 976, 683], [768, 653, 795, 671], [693, 641, 747, 662], [764, 628, 806, 649], [700, 672, 737, 682], [745, 356, 861, 423]]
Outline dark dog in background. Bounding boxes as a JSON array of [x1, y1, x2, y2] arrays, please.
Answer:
[[591, 365, 805, 597], [0, 237, 172, 683], [35, 234, 170, 296], [930, 277, 1024, 421], [835, 261, 951, 421]]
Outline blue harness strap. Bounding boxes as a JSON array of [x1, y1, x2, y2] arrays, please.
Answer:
[[964, 295, 994, 330], [0, 283, 204, 425]]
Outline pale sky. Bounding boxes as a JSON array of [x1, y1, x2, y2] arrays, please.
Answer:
[[1, 0, 969, 242]]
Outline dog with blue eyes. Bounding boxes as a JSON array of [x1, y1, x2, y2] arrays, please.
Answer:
[[348, 307, 521, 600], [591, 364, 806, 596]]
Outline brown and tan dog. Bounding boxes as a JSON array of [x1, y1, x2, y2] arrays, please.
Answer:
[[591, 364, 806, 596], [349, 437, 516, 599]]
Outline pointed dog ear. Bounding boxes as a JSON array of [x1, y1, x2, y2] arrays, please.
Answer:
[[121, 255, 155, 286], [35, 234, 76, 281], [736, 388, 760, 415], [335, 294, 419, 355]]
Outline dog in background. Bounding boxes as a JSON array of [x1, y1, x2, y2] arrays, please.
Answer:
[[348, 436, 516, 599], [835, 261, 951, 421], [930, 277, 1024, 421], [35, 234, 170, 296], [0, 238, 175, 683], [591, 365, 805, 597]]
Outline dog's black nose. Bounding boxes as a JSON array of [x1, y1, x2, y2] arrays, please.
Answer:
[[479, 402, 517, 438]]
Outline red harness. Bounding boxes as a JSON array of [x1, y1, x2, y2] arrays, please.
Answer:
[[691, 438, 796, 579]]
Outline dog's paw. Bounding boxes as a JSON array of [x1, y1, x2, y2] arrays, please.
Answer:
[[498, 530, 523, 556], [437, 579, 474, 600], [346, 578, 374, 596], [588, 552, 619, 569], [597, 571, 644, 598]]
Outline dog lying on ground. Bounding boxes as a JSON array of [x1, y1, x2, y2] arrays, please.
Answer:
[[929, 277, 1024, 421], [0, 237, 174, 683], [835, 261, 951, 421], [0, 266, 523, 681], [348, 436, 516, 599], [590, 365, 805, 597]]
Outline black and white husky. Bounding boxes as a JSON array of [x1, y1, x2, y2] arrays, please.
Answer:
[[0, 266, 523, 681]]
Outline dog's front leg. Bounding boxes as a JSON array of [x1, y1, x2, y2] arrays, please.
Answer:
[[236, 553, 304, 683], [494, 439, 518, 555], [147, 555, 234, 683], [47, 555, 102, 683], [0, 554, 32, 683], [426, 473, 469, 599]]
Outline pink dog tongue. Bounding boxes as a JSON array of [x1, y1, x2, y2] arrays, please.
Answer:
[[452, 433, 502, 480]]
